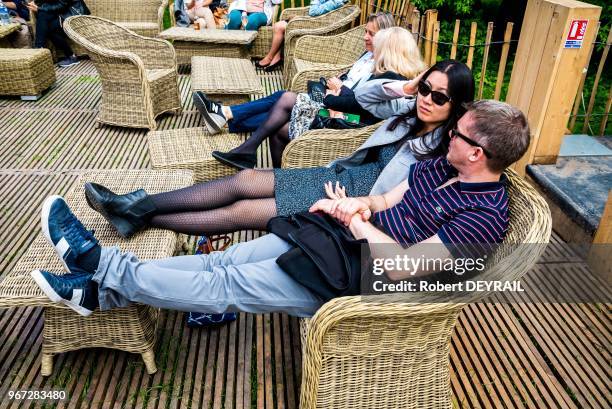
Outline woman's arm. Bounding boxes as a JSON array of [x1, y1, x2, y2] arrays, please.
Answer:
[[355, 79, 417, 119], [308, 0, 345, 17]]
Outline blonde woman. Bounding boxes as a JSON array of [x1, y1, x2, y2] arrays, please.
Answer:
[[213, 25, 426, 169]]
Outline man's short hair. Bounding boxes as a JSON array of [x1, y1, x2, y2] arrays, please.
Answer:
[[465, 100, 530, 172]]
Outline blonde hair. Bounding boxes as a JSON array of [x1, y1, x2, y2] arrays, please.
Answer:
[[367, 12, 397, 31], [372, 27, 427, 79]]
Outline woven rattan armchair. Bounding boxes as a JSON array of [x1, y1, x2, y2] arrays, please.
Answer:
[[86, 0, 169, 37], [282, 128, 552, 408], [63, 15, 182, 130], [281, 5, 361, 86], [288, 25, 366, 92]]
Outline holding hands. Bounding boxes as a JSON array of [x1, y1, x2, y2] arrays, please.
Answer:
[[26, 1, 38, 12], [326, 77, 343, 92], [309, 182, 372, 226]]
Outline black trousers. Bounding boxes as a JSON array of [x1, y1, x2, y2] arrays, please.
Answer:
[[34, 10, 73, 57]]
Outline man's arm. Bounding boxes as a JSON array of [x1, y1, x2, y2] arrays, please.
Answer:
[[349, 215, 452, 280]]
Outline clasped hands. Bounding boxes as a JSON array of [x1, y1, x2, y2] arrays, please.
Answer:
[[309, 181, 371, 227]]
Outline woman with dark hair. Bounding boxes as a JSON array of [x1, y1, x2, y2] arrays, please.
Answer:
[[84, 60, 475, 239]]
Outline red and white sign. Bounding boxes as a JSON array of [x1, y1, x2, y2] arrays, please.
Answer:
[[565, 20, 588, 48]]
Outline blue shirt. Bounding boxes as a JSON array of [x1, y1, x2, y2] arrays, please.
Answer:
[[374, 157, 509, 256]]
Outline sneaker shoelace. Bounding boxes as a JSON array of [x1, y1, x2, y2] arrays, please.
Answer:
[[60, 212, 97, 251]]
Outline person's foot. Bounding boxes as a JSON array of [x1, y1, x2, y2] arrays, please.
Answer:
[[263, 57, 283, 72], [57, 55, 80, 68], [255, 56, 272, 68], [31, 269, 99, 316], [193, 91, 227, 135], [211, 151, 257, 170], [41, 195, 99, 273], [84, 183, 156, 239]]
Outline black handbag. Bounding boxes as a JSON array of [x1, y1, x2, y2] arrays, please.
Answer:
[[60, 0, 90, 23], [309, 114, 365, 130], [306, 78, 327, 104]]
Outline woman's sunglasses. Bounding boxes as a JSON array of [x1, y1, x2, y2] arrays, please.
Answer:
[[417, 81, 451, 106], [450, 128, 493, 158]]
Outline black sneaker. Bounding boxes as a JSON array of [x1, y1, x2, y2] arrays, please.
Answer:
[[41, 195, 99, 273], [31, 269, 99, 316], [57, 55, 80, 68], [193, 91, 227, 134]]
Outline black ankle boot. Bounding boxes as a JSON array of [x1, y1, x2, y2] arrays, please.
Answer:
[[84, 183, 157, 238]]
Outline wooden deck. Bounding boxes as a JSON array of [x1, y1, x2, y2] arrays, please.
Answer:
[[0, 61, 609, 408]]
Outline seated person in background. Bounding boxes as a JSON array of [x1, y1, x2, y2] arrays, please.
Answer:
[[256, 0, 348, 71], [194, 12, 396, 138], [186, 0, 216, 29], [5, 0, 30, 20], [27, 0, 79, 67], [31, 100, 531, 318], [226, 0, 281, 31], [211, 25, 427, 169], [83, 60, 475, 239], [4, 0, 31, 48]]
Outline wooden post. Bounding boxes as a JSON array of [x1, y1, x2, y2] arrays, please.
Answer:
[[466, 22, 477, 69], [582, 25, 612, 133], [494, 22, 514, 101], [450, 19, 461, 60], [506, 0, 601, 175], [587, 191, 611, 280], [478, 22, 494, 99], [423, 10, 438, 66]]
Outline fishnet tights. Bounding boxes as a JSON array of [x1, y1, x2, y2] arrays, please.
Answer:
[[148, 169, 277, 235]]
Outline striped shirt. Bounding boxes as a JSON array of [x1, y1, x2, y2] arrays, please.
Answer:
[[374, 158, 509, 256]]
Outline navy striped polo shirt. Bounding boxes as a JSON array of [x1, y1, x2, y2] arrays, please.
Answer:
[[373, 157, 509, 255]]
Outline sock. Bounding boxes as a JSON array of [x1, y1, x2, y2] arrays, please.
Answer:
[[76, 245, 102, 274], [223, 106, 233, 120]]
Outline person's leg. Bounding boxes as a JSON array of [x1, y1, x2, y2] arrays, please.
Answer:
[[196, 7, 216, 29], [47, 15, 74, 58], [150, 197, 277, 235], [226, 10, 242, 29], [259, 21, 287, 66], [245, 12, 268, 31], [85, 169, 276, 237], [227, 91, 297, 155], [269, 123, 291, 168], [93, 234, 322, 317], [33, 10, 52, 49], [227, 91, 285, 133]]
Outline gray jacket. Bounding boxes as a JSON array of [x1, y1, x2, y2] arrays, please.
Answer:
[[328, 79, 442, 195]]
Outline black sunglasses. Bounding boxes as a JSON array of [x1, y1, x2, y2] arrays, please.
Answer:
[[450, 128, 493, 158], [417, 81, 451, 106]]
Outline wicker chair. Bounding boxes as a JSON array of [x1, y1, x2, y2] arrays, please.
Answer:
[[288, 25, 366, 92], [85, 0, 169, 37], [281, 5, 361, 86], [281, 128, 552, 408], [63, 15, 182, 130]]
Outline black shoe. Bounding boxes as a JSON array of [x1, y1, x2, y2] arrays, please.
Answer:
[[193, 91, 227, 135], [211, 151, 257, 170], [254, 60, 269, 69], [263, 59, 283, 72], [84, 183, 156, 239]]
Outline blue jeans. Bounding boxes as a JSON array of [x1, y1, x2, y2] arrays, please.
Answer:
[[92, 234, 323, 317], [228, 90, 284, 133], [226, 10, 268, 31]]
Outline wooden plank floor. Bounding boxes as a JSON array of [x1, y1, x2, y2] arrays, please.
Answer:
[[0, 61, 610, 408]]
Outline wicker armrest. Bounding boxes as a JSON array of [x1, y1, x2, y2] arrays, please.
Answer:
[[281, 124, 379, 169], [300, 297, 463, 408], [288, 62, 352, 92], [279, 6, 310, 21]]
